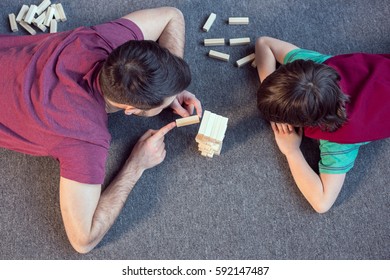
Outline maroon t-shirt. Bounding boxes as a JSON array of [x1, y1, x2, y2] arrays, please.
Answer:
[[0, 18, 144, 184], [304, 53, 390, 144]]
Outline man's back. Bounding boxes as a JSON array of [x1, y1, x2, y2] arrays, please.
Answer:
[[0, 19, 144, 183]]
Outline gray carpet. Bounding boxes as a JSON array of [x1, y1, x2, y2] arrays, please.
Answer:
[[0, 0, 389, 259]]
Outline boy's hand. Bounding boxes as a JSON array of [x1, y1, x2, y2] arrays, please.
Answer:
[[271, 122, 302, 156]]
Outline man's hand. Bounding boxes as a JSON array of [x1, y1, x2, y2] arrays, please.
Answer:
[[271, 122, 302, 156], [128, 122, 176, 173], [170, 90, 202, 118]]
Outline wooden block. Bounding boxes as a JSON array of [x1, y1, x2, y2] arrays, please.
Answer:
[[196, 111, 211, 143], [50, 19, 57, 33], [201, 151, 214, 158], [203, 13, 216, 32], [24, 5, 38, 24], [33, 12, 46, 26], [236, 53, 256, 67], [8, 14, 18, 32], [204, 112, 217, 137], [216, 116, 228, 142], [19, 21, 37, 35], [208, 50, 230, 62], [44, 6, 55, 26], [214, 142, 223, 155], [228, 17, 249, 25], [37, 0, 51, 15], [210, 116, 222, 140], [204, 38, 225, 46], [37, 24, 47, 32], [52, 4, 61, 21], [229, 37, 251, 46], [56, 4, 67, 22], [16, 5, 29, 22], [198, 143, 215, 153], [251, 58, 257, 68], [176, 115, 200, 127], [198, 111, 211, 135]]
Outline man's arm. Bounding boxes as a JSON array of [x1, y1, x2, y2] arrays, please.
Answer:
[[255, 36, 299, 82], [60, 122, 176, 253], [122, 8, 202, 118], [122, 7, 185, 57], [271, 122, 345, 213]]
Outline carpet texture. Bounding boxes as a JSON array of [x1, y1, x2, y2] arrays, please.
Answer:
[[0, 0, 389, 259]]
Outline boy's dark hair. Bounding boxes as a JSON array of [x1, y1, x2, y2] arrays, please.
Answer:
[[100, 40, 191, 110], [257, 59, 349, 132]]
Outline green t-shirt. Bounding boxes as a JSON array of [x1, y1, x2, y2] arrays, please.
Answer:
[[284, 48, 369, 174]]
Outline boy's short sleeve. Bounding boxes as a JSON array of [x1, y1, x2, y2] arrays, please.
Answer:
[[319, 140, 369, 174], [284, 49, 333, 64], [90, 18, 144, 50]]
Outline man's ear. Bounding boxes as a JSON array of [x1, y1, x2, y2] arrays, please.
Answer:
[[124, 106, 141, 116]]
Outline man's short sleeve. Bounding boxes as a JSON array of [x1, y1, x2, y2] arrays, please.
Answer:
[[319, 140, 368, 174], [284, 49, 333, 64], [90, 18, 144, 50], [51, 139, 109, 184]]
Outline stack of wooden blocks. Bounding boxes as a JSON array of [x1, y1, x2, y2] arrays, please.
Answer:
[[195, 110, 228, 158], [8, 0, 67, 35]]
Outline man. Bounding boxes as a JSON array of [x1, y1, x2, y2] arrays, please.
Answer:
[[0, 7, 202, 253], [255, 36, 390, 213]]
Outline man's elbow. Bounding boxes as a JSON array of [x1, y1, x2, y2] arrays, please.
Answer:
[[164, 6, 184, 22], [69, 236, 98, 254]]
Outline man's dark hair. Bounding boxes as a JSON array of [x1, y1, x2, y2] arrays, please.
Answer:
[[257, 59, 349, 132], [100, 40, 191, 110]]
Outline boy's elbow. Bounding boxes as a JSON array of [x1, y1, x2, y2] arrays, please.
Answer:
[[256, 36, 272, 46], [311, 201, 333, 214]]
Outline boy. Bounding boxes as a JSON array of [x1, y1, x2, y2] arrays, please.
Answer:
[[255, 36, 390, 213]]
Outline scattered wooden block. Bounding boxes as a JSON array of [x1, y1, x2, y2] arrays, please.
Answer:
[[19, 21, 37, 35], [204, 38, 225, 46], [52, 4, 61, 21], [37, 0, 51, 15], [56, 4, 67, 22], [50, 19, 57, 33], [33, 12, 46, 26], [251, 58, 257, 68], [208, 50, 230, 62], [236, 53, 256, 67], [8, 13, 18, 32], [24, 5, 38, 24], [37, 24, 47, 32], [203, 13, 216, 32], [228, 17, 249, 25], [16, 5, 29, 22], [44, 6, 55, 27], [56, 3, 68, 21], [176, 115, 200, 127], [229, 37, 251, 46]]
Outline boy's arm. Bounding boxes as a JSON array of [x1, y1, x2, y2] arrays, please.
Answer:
[[271, 122, 345, 213], [60, 122, 176, 253], [255, 36, 299, 82], [122, 7, 185, 58]]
